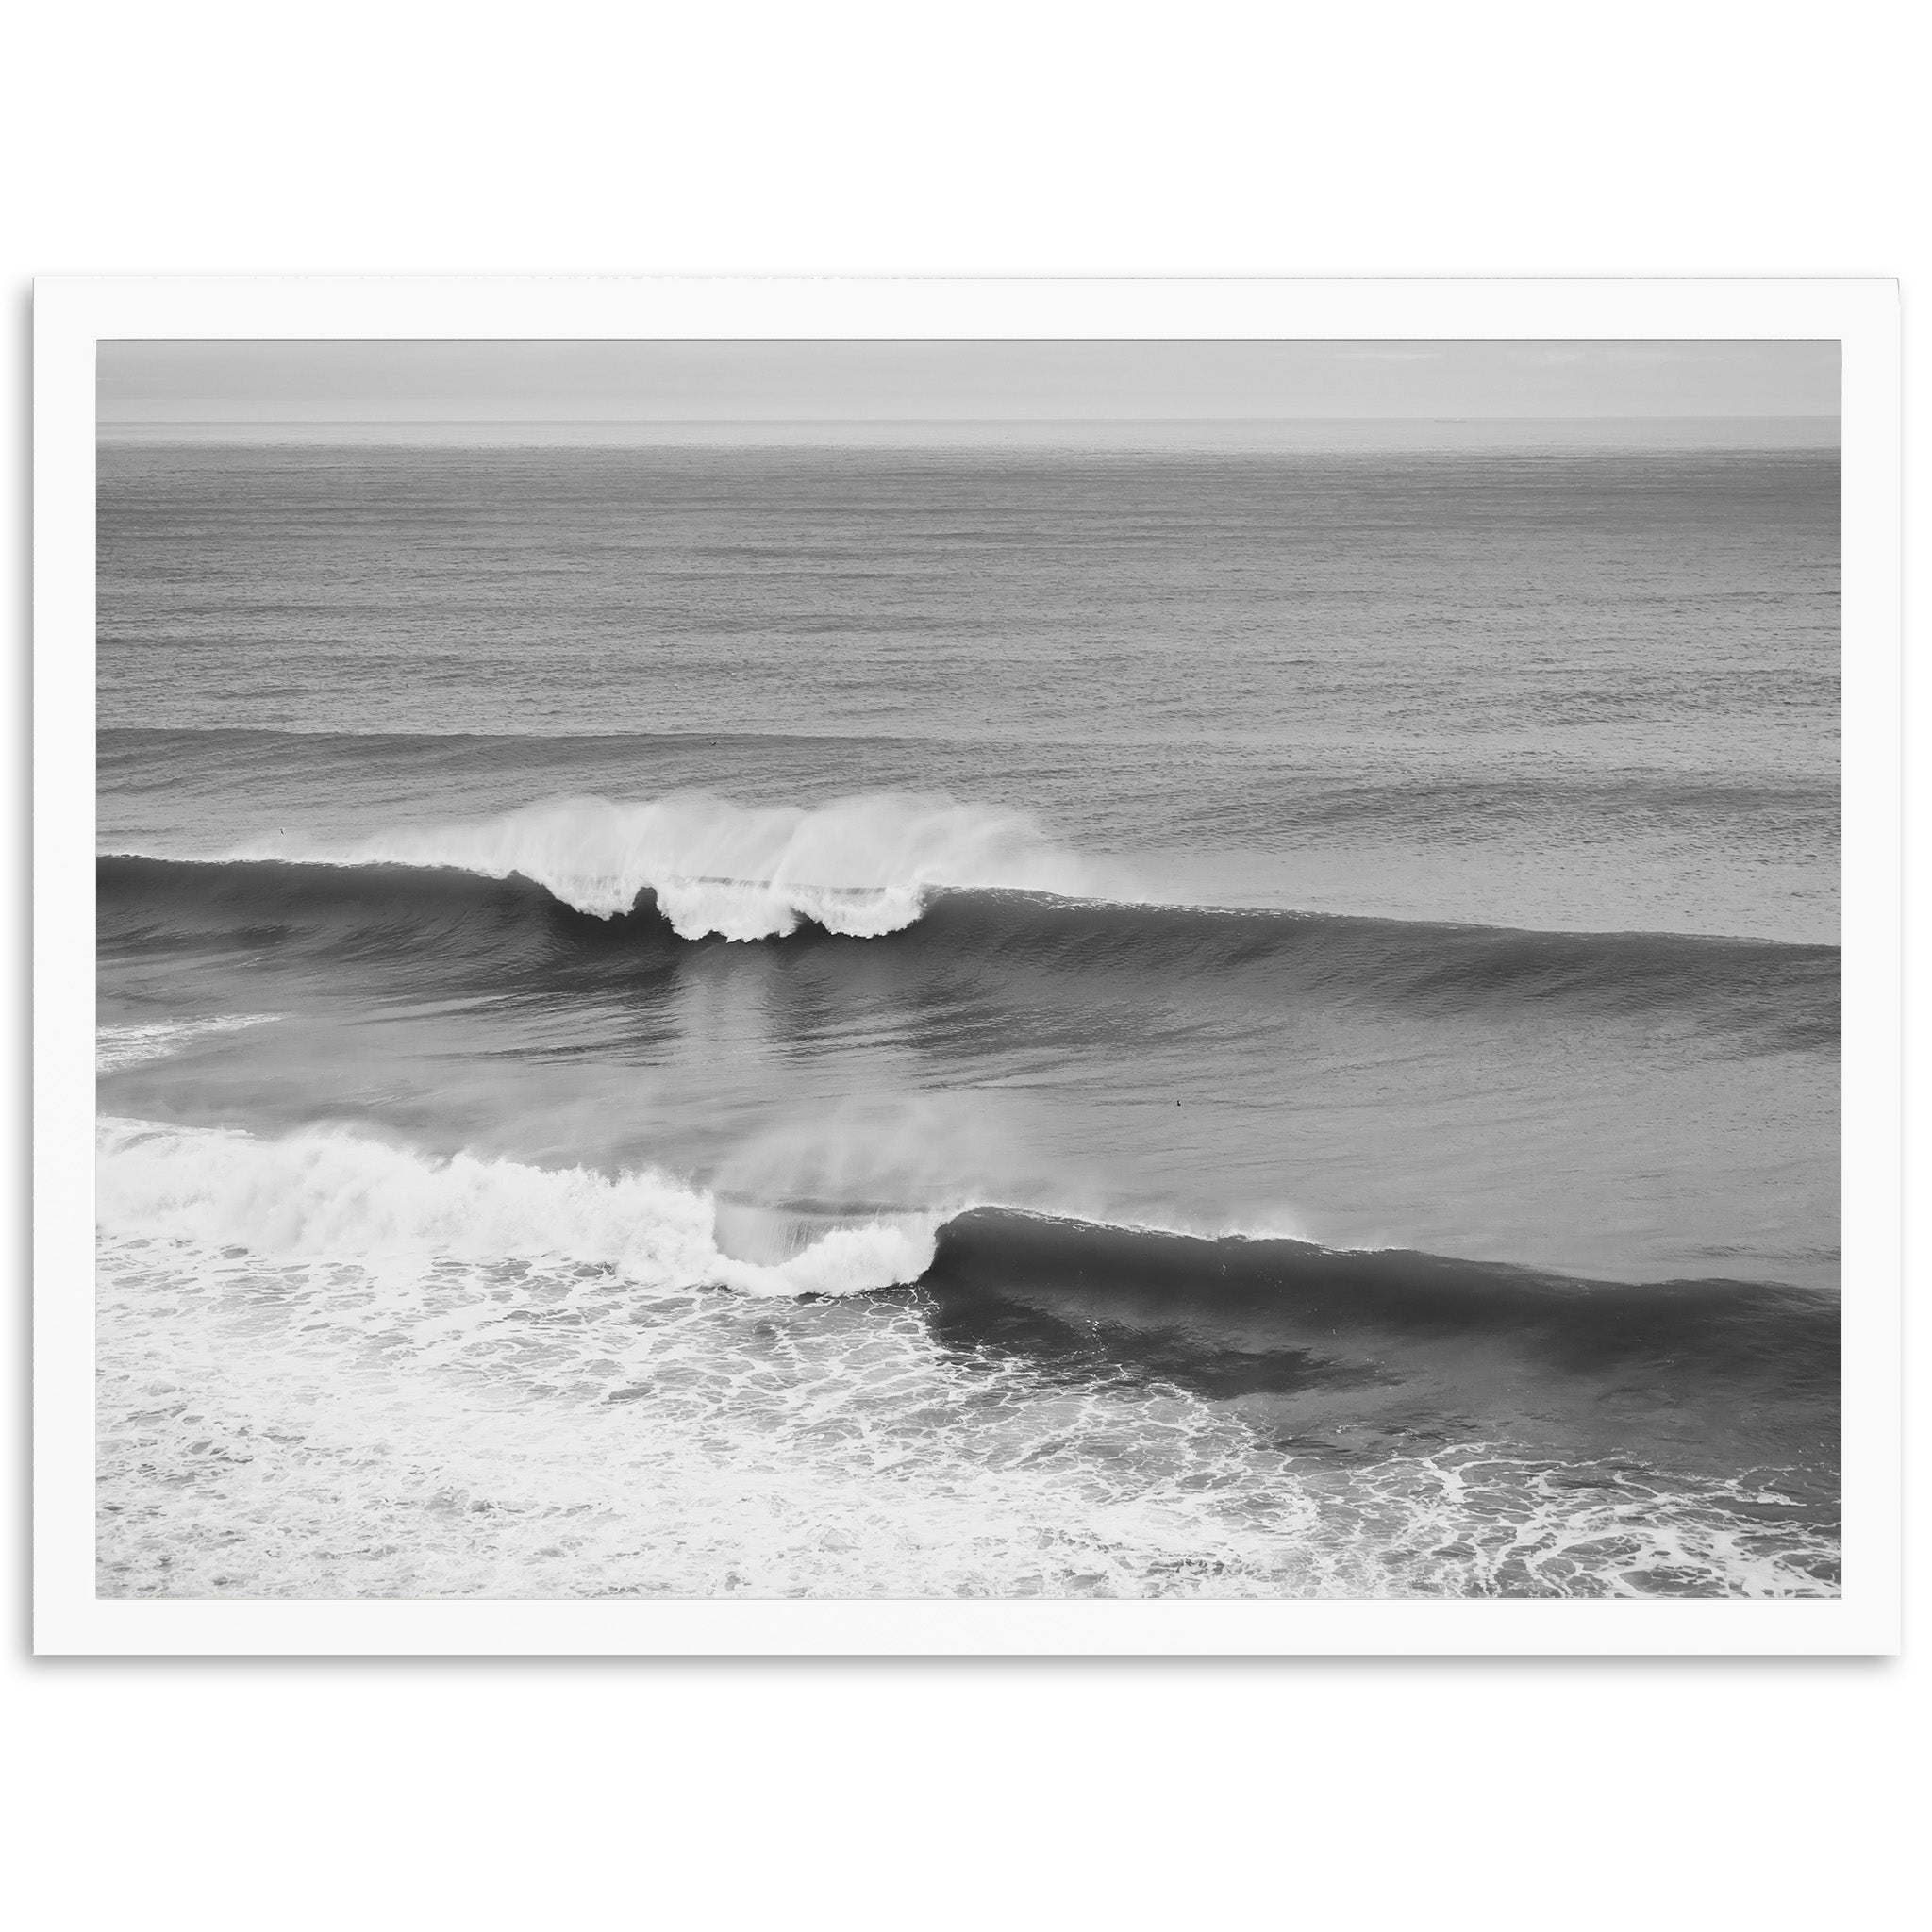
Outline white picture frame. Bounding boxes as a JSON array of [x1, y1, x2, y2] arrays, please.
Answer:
[[36, 275, 1901, 1656]]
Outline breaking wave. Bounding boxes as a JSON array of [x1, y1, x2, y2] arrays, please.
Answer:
[[214, 792, 1111, 939], [96, 1117, 939, 1300], [95, 1114, 1839, 1381]]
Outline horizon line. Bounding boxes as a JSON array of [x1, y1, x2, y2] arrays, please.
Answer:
[[100, 410, 1843, 426]]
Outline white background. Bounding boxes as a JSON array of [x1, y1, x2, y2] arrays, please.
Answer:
[[3, 2, 1924, 1924]]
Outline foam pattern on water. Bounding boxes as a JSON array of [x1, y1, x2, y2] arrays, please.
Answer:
[[96, 1238, 1841, 1601], [97, 1017, 276, 1074]]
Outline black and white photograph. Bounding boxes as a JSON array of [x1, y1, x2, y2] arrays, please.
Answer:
[[87, 333, 1849, 1605]]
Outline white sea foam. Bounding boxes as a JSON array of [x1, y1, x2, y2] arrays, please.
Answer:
[[93, 1229, 1842, 1602], [96, 1015, 277, 1074], [231, 791, 1111, 940], [96, 1116, 937, 1299]]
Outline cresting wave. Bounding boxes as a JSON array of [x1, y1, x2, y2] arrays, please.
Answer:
[[219, 792, 1112, 939]]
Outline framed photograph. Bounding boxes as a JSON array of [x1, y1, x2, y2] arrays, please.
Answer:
[[33, 277, 1900, 1654]]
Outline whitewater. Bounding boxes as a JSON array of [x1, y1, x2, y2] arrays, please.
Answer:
[[208, 792, 1118, 939], [99, 1111, 941, 1299]]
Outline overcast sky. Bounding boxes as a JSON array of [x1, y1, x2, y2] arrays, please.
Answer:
[[99, 340, 1840, 428]]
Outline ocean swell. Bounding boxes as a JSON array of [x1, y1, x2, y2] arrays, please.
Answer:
[[918, 1206, 1840, 1400], [97, 851, 1841, 1048]]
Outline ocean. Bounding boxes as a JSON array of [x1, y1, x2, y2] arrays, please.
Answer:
[[94, 431, 1841, 1599]]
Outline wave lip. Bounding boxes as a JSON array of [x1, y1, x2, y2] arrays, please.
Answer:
[[219, 791, 1113, 941]]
